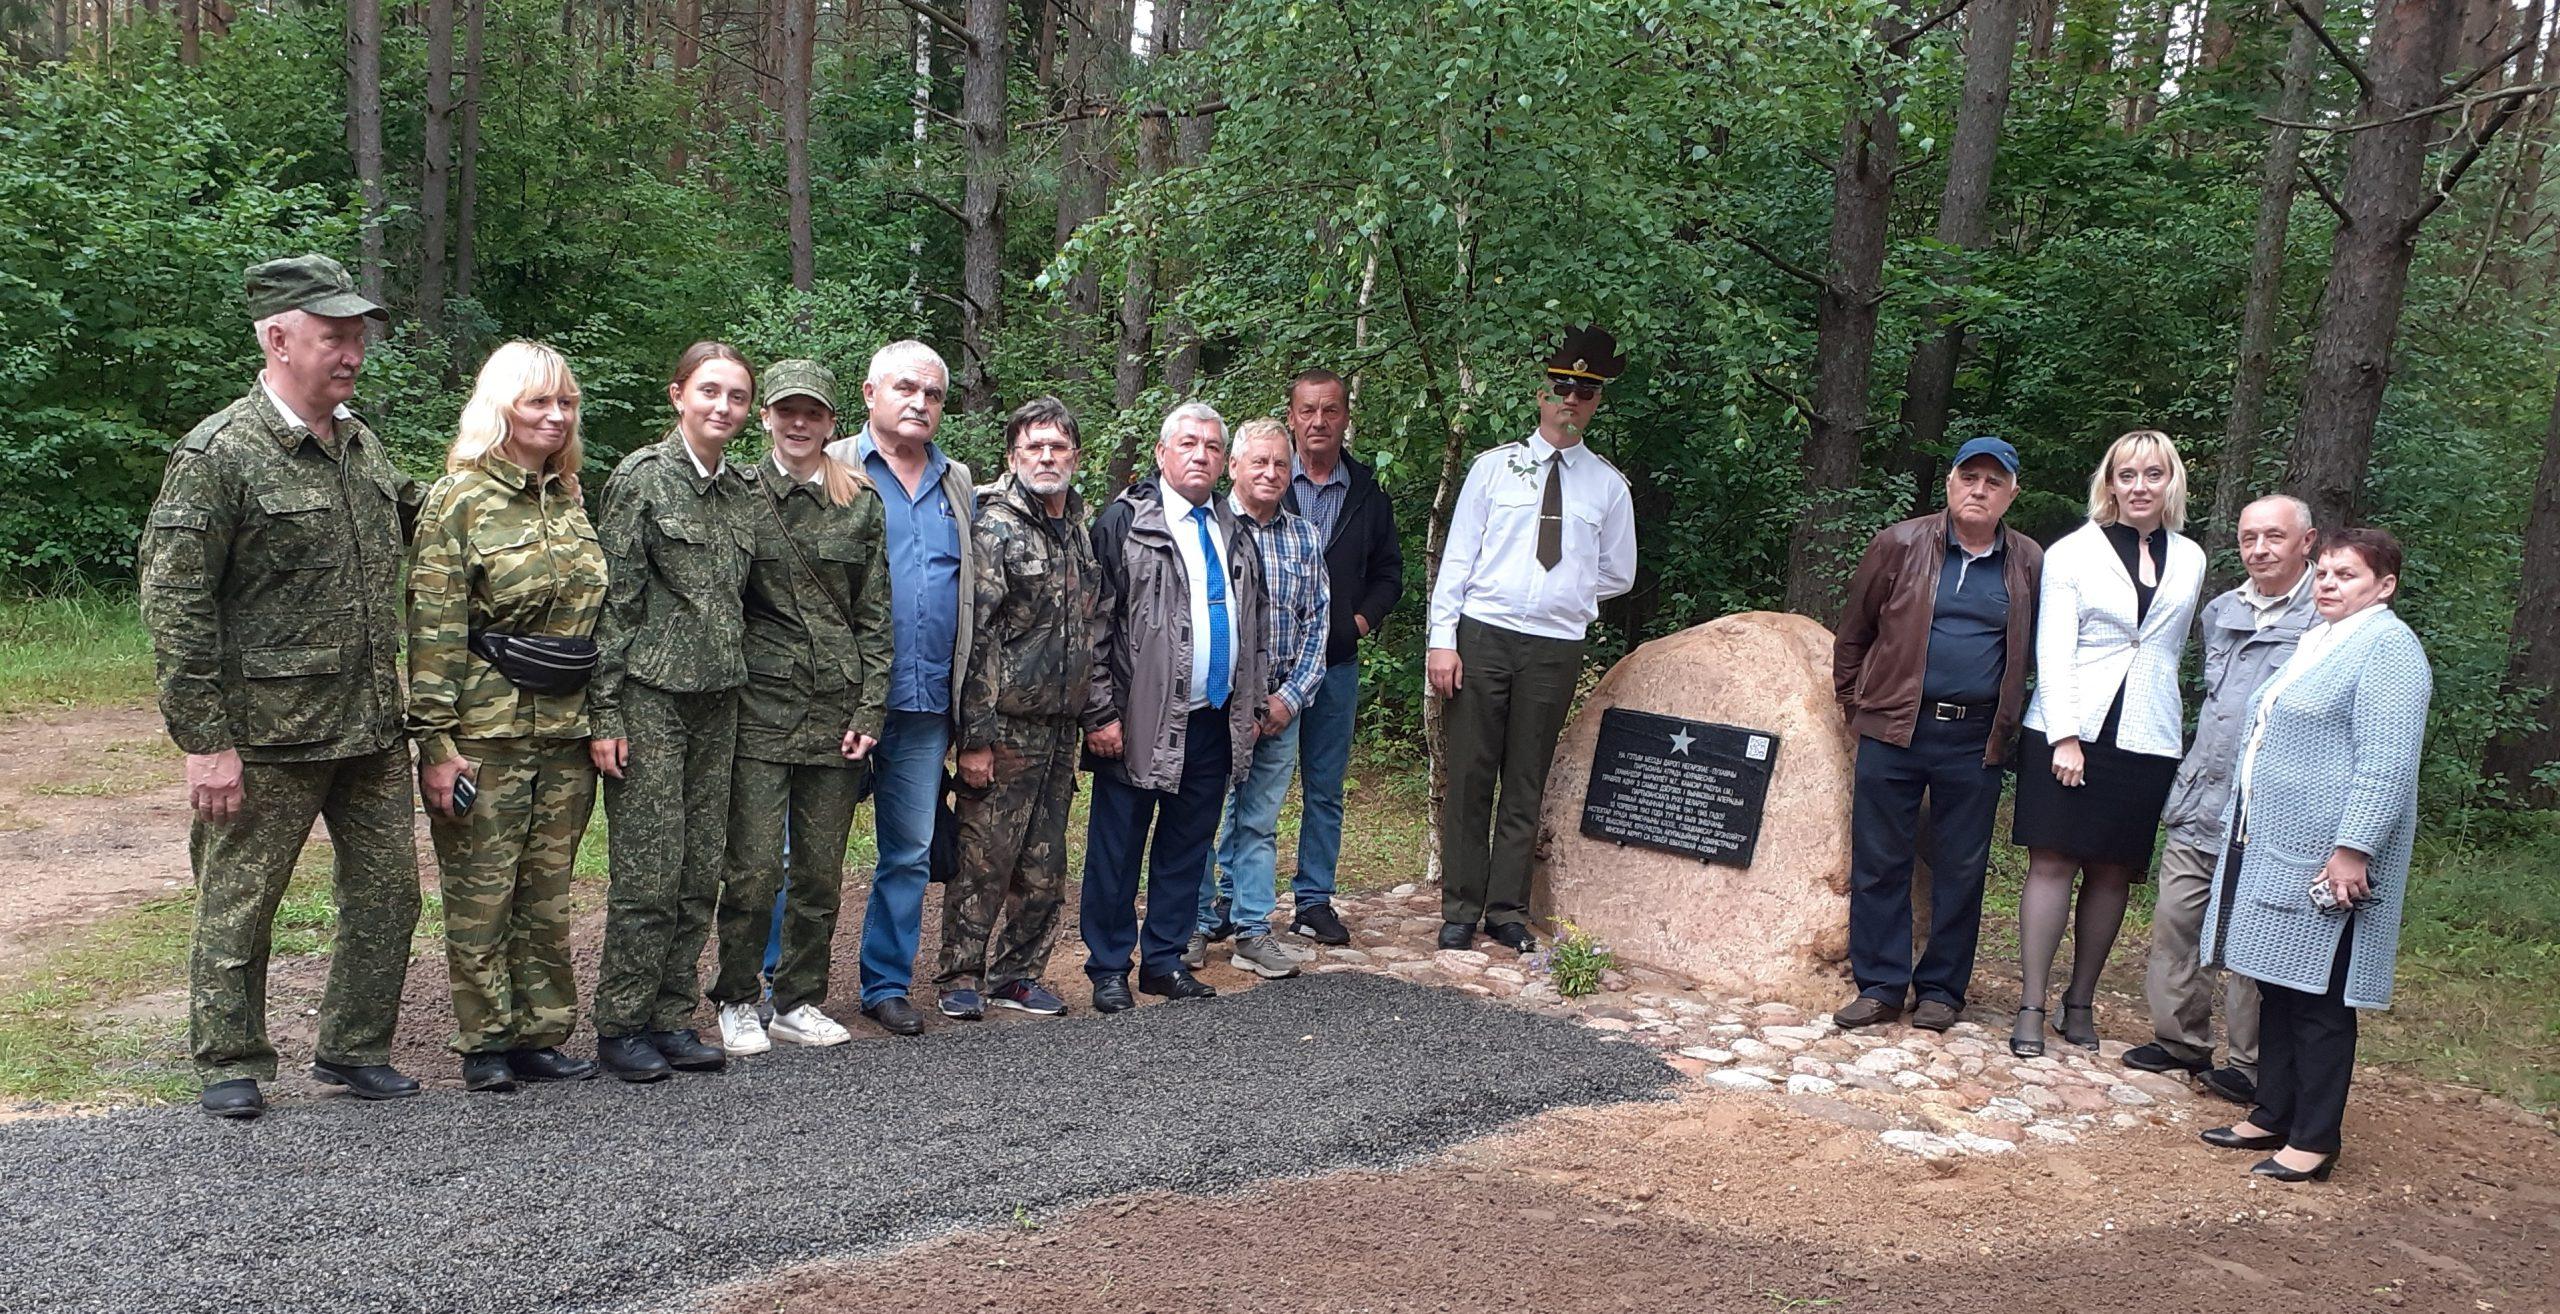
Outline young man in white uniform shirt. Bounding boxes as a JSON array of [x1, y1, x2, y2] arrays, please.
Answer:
[[1424, 326, 1638, 953]]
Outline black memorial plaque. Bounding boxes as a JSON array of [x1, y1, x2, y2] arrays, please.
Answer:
[[1578, 708, 1780, 867]]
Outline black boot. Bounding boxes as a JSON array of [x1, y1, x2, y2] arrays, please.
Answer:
[[647, 1028, 727, 1072], [200, 1078, 264, 1120], [504, 1047, 598, 1083], [310, 1061, 422, 1101], [460, 1053, 517, 1093], [597, 1034, 672, 1083]]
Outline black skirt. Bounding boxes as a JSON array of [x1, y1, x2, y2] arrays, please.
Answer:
[[2010, 712, 2180, 870]]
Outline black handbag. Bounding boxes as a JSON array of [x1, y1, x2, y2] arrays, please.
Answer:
[[468, 629, 599, 695]]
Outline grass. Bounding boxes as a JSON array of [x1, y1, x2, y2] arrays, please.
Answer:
[[0, 588, 2546, 1115], [0, 587, 154, 715]]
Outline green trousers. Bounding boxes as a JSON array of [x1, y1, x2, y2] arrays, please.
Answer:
[[189, 744, 422, 1085], [1439, 616, 1586, 929], [713, 755, 865, 1013], [936, 718, 1082, 992], [428, 736, 596, 1055], [594, 682, 736, 1037]]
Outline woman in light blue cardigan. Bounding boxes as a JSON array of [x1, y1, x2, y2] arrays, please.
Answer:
[[2198, 528, 2431, 1182]]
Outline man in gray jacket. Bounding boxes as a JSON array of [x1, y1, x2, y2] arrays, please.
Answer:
[[2123, 494, 2319, 1104], [1080, 402, 1270, 1013]]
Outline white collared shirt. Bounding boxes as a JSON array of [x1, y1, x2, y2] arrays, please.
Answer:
[[1426, 431, 1637, 646], [683, 439, 724, 480], [2237, 601, 2384, 821], [1161, 475, 1230, 710], [258, 371, 354, 438], [771, 452, 824, 486]]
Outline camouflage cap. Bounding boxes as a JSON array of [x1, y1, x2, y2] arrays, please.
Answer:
[[762, 358, 839, 413], [244, 254, 386, 322]]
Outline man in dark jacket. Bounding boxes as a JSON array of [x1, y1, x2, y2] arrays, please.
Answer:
[[1275, 370, 1403, 947], [1830, 437, 2043, 1033], [1081, 403, 1270, 1013]]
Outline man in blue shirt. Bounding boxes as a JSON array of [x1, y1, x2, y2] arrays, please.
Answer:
[[825, 341, 974, 1036], [1829, 437, 2043, 1033]]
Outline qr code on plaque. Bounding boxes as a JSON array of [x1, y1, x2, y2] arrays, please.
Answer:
[[1746, 736, 1771, 761]]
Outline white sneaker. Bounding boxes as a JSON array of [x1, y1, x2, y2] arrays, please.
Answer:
[[768, 1004, 852, 1048], [718, 1002, 771, 1056]]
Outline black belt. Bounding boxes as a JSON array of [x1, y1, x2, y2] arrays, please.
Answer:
[[1926, 701, 1995, 722]]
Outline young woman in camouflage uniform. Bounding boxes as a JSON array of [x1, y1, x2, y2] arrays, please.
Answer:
[[586, 342, 760, 1082], [710, 359, 892, 1057], [408, 341, 608, 1093]]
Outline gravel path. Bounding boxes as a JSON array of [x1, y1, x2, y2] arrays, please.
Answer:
[[0, 973, 1670, 1314]]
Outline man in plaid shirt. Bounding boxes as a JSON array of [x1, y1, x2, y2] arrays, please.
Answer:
[[1192, 418, 1331, 978]]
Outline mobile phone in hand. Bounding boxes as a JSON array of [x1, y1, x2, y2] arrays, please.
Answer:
[[451, 772, 478, 816]]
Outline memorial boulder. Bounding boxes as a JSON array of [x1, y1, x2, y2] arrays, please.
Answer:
[[1532, 611, 1856, 1004]]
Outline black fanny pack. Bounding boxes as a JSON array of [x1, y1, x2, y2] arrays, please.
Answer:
[[468, 630, 598, 695]]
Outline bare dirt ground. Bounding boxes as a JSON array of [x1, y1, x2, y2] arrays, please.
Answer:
[[10, 707, 2555, 1313], [0, 707, 194, 964], [715, 1080, 2559, 1314]]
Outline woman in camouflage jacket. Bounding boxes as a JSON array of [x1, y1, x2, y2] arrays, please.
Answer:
[[407, 341, 608, 1092], [585, 342, 761, 1082], [708, 360, 892, 1056]]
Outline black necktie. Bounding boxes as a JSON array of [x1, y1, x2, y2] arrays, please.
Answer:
[[1537, 454, 1564, 571]]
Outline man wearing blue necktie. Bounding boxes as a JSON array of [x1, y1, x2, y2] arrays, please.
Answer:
[[1080, 402, 1272, 1011]]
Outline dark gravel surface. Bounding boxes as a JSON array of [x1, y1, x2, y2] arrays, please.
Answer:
[[0, 973, 1670, 1314]]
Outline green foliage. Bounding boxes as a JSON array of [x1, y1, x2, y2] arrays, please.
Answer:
[[4, 0, 2557, 807], [1537, 921, 1621, 1000], [0, 581, 154, 714]]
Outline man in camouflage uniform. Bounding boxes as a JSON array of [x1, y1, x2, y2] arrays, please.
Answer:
[[934, 397, 1101, 1019], [137, 254, 425, 1120]]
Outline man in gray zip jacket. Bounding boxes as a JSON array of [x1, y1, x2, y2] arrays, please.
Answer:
[[2122, 495, 2319, 1104], [1079, 403, 1270, 1013]]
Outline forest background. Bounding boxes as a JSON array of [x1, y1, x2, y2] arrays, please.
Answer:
[[0, 0, 2557, 1105]]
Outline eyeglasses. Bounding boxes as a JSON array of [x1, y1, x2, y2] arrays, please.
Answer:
[[1546, 378, 1603, 401]]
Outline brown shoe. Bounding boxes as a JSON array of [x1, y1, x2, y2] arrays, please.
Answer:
[[1834, 995, 1903, 1028], [1910, 1000, 1958, 1032]]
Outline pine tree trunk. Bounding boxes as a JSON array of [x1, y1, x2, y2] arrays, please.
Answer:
[[956, 0, 1008, 411], [1055, 0, 1128, 387], [1785, 2, 1913, 623], [2209, 0, 2320, 551], [2279, 0, 2461, 531], [2127, 0, 2173, 126], [671, 0, 698, 175], [420, 0, 456, 335], [2500, 0, 2554, 282], [178, 0, 198, 63], [1108, 0, 1182, 486], [454, 0, 482, 372], [2029, 0, 2058, 58], [1896, 0, 2022, 510], [347, 0, 387, 312], [2482, 368, 2560, 807], [783, 0, 815, 294]]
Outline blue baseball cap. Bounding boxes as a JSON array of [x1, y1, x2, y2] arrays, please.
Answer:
[[1951, 436, 2019, 474]]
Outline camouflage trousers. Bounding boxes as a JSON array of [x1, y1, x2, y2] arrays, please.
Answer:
[[189, 744, 422, 1086], [594, 683, 736, 1037], [935, 717, 1082, 991], [713, 756, 866, 1013], [428, 736, 596, 1055]]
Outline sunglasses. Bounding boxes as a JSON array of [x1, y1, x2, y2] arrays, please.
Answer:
[[1546, 377, 1603, 401]]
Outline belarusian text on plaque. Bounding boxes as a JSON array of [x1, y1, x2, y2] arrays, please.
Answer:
[[1578, 708, 1780, 867]]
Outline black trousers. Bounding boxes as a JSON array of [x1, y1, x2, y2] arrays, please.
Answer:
[[1081, 706, 1230, 982], [2246, 888, 2360, 1156], [1847, 716, 2003, 1009]]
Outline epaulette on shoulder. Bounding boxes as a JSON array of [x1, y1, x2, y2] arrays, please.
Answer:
[[177, 400, 250, 453]]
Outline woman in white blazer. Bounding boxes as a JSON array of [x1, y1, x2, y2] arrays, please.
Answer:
[[2010, 430, 2206, 1059]]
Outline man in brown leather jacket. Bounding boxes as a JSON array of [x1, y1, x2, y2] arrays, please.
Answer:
[[1830, 437, 2042, 1033]]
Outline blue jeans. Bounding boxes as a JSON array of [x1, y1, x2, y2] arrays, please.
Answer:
[[1290, 661, 1360, 909], [857, 709, 950, 1006], [1200, 715, 1303, 940]]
